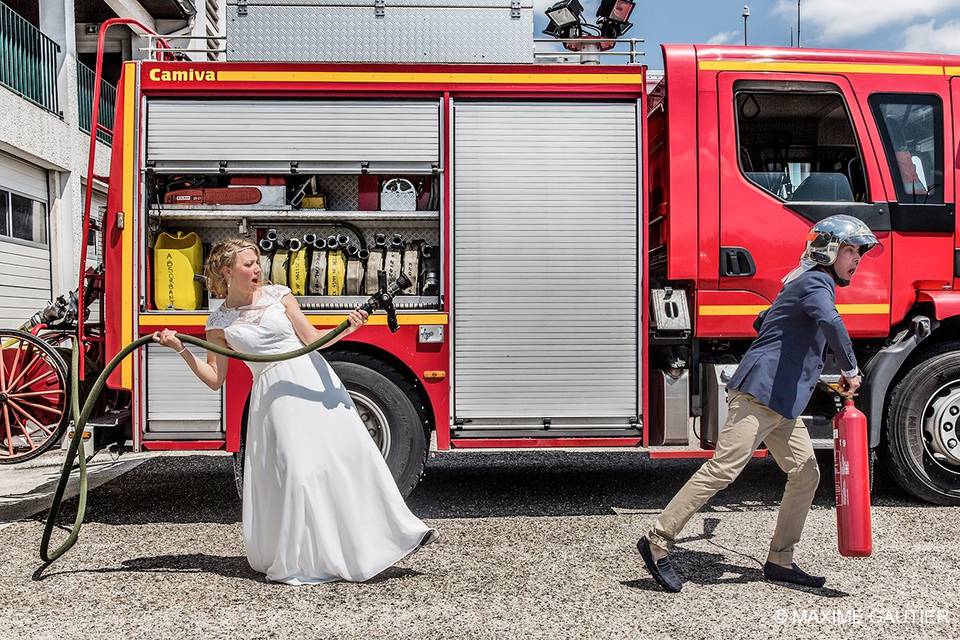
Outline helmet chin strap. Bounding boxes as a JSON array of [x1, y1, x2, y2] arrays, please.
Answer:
[[829, 264, 851, 287]]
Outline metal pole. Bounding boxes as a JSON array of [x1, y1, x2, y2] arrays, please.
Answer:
[[742, 5, 750, 46], [797, 0, 801, 47]]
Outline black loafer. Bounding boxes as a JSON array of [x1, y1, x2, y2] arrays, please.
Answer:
[[637, 536, 683, 593], [763, 561, 826, 588]]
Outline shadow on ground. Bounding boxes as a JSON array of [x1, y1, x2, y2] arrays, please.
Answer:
[[32, 448, 932, 530]]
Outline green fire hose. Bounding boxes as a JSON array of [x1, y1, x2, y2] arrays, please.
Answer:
[[38, 271, 411, 574]]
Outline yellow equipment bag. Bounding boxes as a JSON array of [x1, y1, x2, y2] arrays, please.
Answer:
[[301, 194, 326, 209], [154, 231, 202, 310], [327, 249, 346, 296], [288, 246, 308, 295], [271, 249, 289, 287]]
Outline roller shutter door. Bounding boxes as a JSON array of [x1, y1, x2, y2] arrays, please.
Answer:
[[0, 153, 50, 328], [146, 99, 439, 171], [453, 101, 640, 427]]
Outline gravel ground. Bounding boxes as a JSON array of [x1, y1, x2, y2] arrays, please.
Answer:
[[0, 450, 956, 640]]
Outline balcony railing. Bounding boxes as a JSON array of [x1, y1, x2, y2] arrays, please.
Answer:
[[0, 1, 60, 115], [77, 60, 115, 145]]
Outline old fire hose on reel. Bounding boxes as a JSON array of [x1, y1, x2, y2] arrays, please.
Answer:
[[37, 272, 413, 575]]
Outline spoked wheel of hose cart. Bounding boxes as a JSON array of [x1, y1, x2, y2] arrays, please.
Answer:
[[883, 341, 960, 505], [232, 355, 428, 500], [0, 329, 70, 465]]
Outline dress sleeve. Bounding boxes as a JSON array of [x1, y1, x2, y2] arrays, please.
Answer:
[[205, 307, 230, 331], [268, 284, 292, 300]]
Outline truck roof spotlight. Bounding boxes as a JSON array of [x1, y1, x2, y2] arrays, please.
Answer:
[[596, 0, 634, 37], [545, 0, 583, 32]]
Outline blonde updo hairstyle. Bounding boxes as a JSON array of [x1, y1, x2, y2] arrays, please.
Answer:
[[203, 238, 260, 299]]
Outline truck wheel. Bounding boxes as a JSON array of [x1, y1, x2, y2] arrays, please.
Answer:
[[329, 358, 428, 498], [232, 358, 429, 500], [883, 342, 960, 505]]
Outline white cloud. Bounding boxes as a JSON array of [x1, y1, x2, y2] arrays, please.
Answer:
[[903, 19, 960, 53], [707, 30, 741, 45], [775, 0, 960, 42]]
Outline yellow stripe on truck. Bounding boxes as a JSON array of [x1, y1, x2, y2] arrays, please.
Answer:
[[139, 313, 450, 328], [214, 70, 643, 86], [120, 63, 135, 388], [698, 60, 944, 75], [699, 304, 889, 316]]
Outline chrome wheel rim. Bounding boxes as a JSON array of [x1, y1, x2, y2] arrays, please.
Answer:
[[922, 380, 960, 471], [350, 391, 391, 458]]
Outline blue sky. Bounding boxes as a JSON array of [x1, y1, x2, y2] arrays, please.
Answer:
[[533, 0, 960, 68]]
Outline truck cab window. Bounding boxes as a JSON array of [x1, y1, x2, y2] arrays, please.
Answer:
[[735, 91, 867, 203], [869, 94, 944, 205]]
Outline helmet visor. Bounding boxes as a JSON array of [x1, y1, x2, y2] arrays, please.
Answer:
[[844, 233, 883, 258]]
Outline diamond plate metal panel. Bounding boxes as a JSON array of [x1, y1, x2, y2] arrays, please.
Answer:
[[227, 1, 533, 63], [316, 175, 359, 211]]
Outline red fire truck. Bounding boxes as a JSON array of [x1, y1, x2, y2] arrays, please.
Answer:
[[3, 36, 960, 507]]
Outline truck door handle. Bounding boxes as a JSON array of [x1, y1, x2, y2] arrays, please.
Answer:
[[720, 247, 756, 277]]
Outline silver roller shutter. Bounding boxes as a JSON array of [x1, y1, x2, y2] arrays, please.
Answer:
[[0, 152, 48, 200], [0, 153, 50, 329], [453, 101, 640, 427], [146, 99, 439, 172], [146, 344, 223, 436], [0, 242, 51, 328]]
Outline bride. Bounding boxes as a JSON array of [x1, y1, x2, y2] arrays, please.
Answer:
[[152, 238, 438, 584]]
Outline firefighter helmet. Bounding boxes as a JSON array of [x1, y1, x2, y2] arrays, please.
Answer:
[[803, 215, 879, 266]]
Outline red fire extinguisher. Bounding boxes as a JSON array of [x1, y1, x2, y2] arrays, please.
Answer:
[[833, 399, 873, 557]]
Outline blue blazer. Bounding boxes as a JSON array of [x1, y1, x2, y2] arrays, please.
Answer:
[[726, 269, 857, 419]]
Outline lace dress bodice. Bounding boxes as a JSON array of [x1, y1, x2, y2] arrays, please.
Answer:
[[205, 285, 304, 375]]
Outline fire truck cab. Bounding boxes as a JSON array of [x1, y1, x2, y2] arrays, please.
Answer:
[[90, 39, 960, 507]]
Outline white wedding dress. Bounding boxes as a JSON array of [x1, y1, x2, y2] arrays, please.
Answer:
[[205, 284, 434, 584]]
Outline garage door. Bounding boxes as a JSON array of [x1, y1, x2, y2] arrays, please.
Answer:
[[0, 153, 50, 328]]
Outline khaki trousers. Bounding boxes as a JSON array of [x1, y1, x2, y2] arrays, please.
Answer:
[[646, 390, 820, 566]]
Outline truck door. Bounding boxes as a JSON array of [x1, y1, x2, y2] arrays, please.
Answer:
[[953, 79, 960, 290], [866, 86, 954, 322], [716, 74, 892, 336]]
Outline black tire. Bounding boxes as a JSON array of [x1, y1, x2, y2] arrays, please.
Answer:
[[233, 435, 245, 501], [882, 341, 960, 505], [0, 329, 71, 465], [232, 356, 428, 499], [329, 358, 428, 497], [233, 397, 251, 501]]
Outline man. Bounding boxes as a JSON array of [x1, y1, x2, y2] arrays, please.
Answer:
[[638, 214, 880, 592]]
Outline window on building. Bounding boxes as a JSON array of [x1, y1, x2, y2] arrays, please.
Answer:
[[0, 189, 8, 236], [0, 189, 47, 245], [869, 94, 944, 204], [736, 89, 868, 203]]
